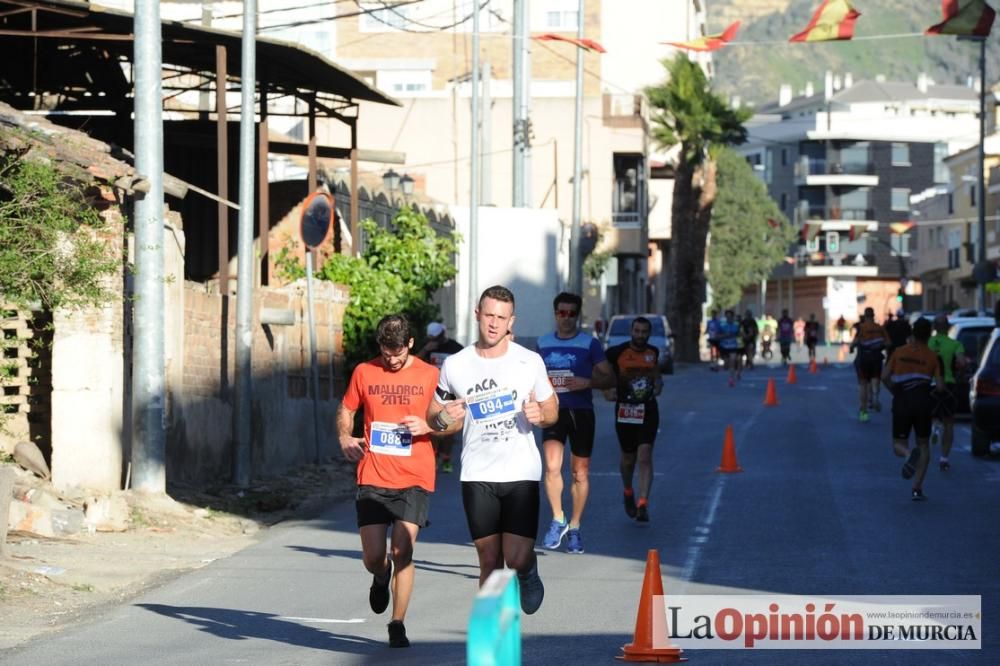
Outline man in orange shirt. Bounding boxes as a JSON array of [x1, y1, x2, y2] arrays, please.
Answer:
[[881, 318, 944, 501], [337, 314, 439, 648]]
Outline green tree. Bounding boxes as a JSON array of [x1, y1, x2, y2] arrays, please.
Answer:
[[646, 54, 751, 362], [276, 207, 459, 367], [708, 148, 796, 310]]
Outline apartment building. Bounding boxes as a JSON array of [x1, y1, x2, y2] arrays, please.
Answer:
[[737, 73, 982, 331], [911, 132, 1000, 312], [320, 0, 708, 320]]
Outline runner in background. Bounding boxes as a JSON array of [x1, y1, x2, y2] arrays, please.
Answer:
[[536, 292, 614, 554], [777, 309, 795, 365], [851, 307, 891, 422], [927, 314, 966, 471], [605, 317, 662, 523], [416, 322, 464, 473], [804, 313, 820, 362], [706, 310, 722, 371]]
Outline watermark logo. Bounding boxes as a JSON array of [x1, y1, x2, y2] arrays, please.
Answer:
[[659, 595, 980, 650]]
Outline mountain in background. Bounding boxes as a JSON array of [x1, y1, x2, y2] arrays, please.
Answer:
[[706, 0, 997, 106]]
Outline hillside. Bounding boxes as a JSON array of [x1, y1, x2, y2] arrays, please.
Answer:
[[707, 0, 999, 106]]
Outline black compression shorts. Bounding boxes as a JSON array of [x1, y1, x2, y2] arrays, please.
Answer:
[[542, 409, 596, 458], [461, 480, 539, 540]]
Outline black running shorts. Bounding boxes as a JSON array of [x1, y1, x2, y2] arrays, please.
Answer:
[[461, 480, 539, 540], [931, 383, 959, 420], [356, 485, 430, 528], [892, 387, 933, 440], [854, 350, 884, 381], [614, 401, 659, 454], [541, 409, 596, 458]]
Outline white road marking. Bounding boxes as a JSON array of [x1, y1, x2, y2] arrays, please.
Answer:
[[277, 616, 367, 624]]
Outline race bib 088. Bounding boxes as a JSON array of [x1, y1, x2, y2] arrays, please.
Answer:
[[369, 421, 413, 456], [467, 388, 517, 424]]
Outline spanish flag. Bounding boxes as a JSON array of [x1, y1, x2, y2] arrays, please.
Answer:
[[847, 223, 868, 241], [800, 223, 823, 242], [535, 33, 607, 53], [664, 21, 740, 52], [926, 0, 996, 37], [789, 0, 861, 42]]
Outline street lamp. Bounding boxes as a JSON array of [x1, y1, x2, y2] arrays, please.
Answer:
[[382, 169, 414, 206]]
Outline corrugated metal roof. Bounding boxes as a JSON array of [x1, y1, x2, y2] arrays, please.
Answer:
[[0, 0, 399, 110]]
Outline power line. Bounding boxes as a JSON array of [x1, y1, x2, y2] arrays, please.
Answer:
[[356, 0, 495, 33]]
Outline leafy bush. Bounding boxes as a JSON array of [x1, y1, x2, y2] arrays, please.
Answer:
[[279, 206, 459, 366], [0, 152, 119, 310]]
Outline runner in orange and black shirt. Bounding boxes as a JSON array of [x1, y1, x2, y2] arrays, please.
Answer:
[[605, 316, 662, 523], [881, 318, 944, 502], [850, 307, 891, 422], [337, 314, 439, 648]]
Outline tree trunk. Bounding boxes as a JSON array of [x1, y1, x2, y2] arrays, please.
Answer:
[[668, 157, 717, 363]]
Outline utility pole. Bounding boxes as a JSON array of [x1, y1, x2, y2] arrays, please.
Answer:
[[512, 0, 529, 207], [976, 36, 988, 312], [467, 0, 481, 344], [568, 0, 585, 294], [233, 0, 257, 486], [131, 0, 166, 494]]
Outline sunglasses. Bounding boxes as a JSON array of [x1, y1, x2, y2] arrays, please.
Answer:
[[555, 310, 579, 318]]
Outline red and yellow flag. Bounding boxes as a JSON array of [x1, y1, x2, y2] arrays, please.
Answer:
[[889, 221, 915, 235], [663, 21, 740, 52], [926, 0, 996, 37], [847, 223, 868, 241], [535, 33, 607, 53], [789, 0, 861, 42], [800, 223, 823, 242]]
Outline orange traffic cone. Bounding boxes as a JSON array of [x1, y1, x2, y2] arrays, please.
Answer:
[[717, 425, 743, 473], [786, 364, 798, 384], [808, 358, 818, 374], [763, 377, 779, 406], [619, 550, 686, 663]]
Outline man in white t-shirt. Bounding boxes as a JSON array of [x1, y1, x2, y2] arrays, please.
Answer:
[[427, 285, 558, 615]]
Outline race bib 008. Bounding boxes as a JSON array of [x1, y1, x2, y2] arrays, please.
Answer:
[[369, 421, 413, 456], [467, 388, 517, 425], [617, 403, 645, 424]]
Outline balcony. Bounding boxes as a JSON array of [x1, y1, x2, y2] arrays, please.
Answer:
[[793, 251, 880, 277], [602, 93, 645, 129], [794, 157, 879, 187], [794, 204, 875, 225]]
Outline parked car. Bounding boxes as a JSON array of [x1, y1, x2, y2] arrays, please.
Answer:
[[969, 327, 1000, 456], [603, 314, 674, 374], [948, 317, 996, 414]]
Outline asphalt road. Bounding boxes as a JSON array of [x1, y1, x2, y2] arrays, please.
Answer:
[[3, 360, 998, 665]]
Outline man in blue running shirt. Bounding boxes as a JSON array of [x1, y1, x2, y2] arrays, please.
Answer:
[[536, 292, 614, 554]]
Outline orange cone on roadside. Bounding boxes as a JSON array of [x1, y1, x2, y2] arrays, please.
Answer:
[[763, 377, 779, 406], [618, 550, 686, 663], [808, 358, 818, 374], [786, 364, 798, 384], [716, 425, 743, 473]]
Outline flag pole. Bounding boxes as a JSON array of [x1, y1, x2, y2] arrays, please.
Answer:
[[976, 36, 987, 312]]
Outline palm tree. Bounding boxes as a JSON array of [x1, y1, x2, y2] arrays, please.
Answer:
[[646, 54, 750, 363]]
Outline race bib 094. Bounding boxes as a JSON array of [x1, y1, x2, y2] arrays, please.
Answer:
[[467, 388, 517, 424], [369, 421, 413, 456]]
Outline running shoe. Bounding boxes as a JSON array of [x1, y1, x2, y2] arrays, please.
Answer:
[[517, 563, 545, 614], [901, 448, 921, 480], [387, 620, 410, 648], [911, 488, 927, 502], [369, 559, 393, 614], [858, 410, 869, 423], [636, 504, 649, 523], [623, 492, 637, 518], [542, 518, 569, 550], [566, 528, 584, 554], [939, 459, 951, 471], [872, 400, 882, 413], [441, 460, 453, 474]]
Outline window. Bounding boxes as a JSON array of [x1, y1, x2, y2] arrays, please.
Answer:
[[360, 2, 411, 31], [539, 0, 579, 30], [375, 70, 432, 95], [891, 143, 910, 166], [970, 178, 977, 207], [780, 193, 787, 211], [781, 149, 788, 167], [934, 143, 949, 183], [891, 188, 910, 212]]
